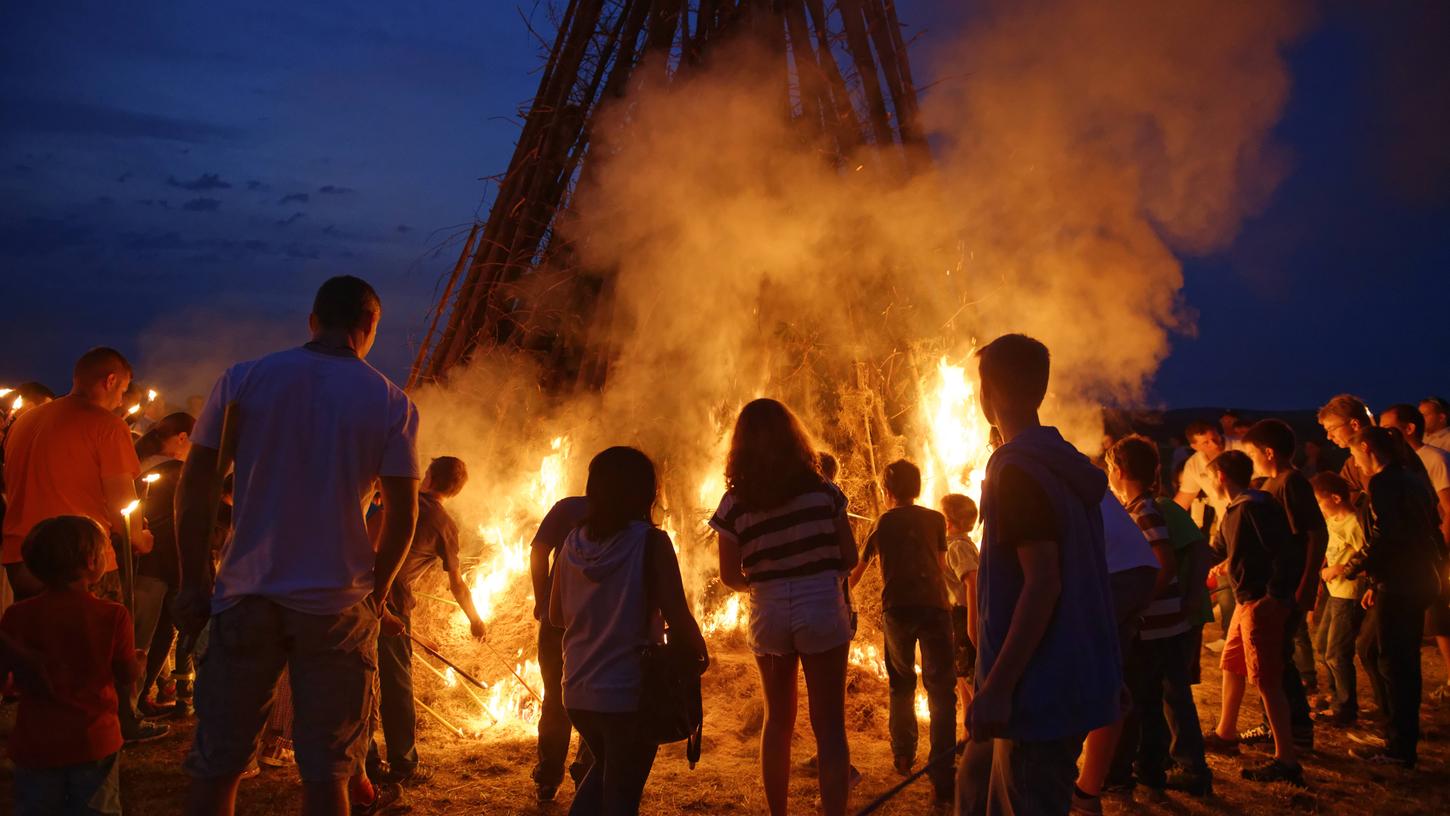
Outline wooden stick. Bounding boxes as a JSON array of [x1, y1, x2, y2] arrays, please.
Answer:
[[415, 697, 466, 739]]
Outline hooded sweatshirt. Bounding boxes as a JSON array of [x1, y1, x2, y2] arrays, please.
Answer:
[[976, 425, 1122, 741], [551, 521, 662, 712]]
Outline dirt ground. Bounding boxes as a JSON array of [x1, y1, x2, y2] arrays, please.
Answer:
[[3, 621, 1449, 816]]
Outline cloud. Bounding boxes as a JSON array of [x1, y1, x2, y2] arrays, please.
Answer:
[[4, 97, 238, 144], [167, 173, 231, 191], [182, 197, 221, 212], [317, 185, 355, 195], [246, 180, 268, 191], [0, 217, 96, 257], [279, 192, 309, 205], [276, 211, 306, 227]]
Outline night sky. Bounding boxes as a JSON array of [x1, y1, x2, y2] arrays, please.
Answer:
[[2, 1, 1446, 411]]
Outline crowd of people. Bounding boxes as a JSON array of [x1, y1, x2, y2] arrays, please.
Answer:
[[0, 276, 1446, 816]]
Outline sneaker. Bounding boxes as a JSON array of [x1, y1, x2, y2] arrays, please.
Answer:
[[1202, 732, 1241, 756], [1069, 788, 1103, 815], [240, 761, 262, 780], [1348, 746, 1414, 768], [394, 762, 434, 787], [154, 678, 178, 706], [353, 781, 406, 815], [1164, 768, 1213, 797], [848, 764, 863, 789], [893, 756, 913, 777], [124, 721, 170, 745], [137, 698, 176, 719], [1238, 724, 1274, 745], [1241, 759, 1305, 787], [536, 782, 559, 802], [1430, 683, 1450, 704]]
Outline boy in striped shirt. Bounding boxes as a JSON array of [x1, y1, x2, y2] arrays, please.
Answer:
[[1105, 436, 1212, 797]]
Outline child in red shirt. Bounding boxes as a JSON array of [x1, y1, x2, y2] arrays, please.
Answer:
[[1, 515, 142, 815]]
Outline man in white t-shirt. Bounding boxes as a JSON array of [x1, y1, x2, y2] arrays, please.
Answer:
[[1174, 420, 1244, 527], [174, 276, 421, 815], [1421, 397, 1450, 451]]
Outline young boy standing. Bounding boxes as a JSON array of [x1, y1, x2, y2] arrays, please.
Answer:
[[1203, 450, 1305, 786], [1309, 472, 1366, 726], [957, 335, 1121, 816], [850, 459, 956, 806], [0, 516, 142, 815], [941, 494, 979, 724], [1242, 419, 1326, 749]]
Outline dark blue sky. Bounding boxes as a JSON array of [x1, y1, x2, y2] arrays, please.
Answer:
[[2, 1, 1446, 409]]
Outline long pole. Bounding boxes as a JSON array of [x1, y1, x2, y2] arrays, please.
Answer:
[[409, 633, 544, 706]]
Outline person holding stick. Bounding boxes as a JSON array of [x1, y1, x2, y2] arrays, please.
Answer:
[[365, 455, 486, 786], [173, 276, 421, 816]]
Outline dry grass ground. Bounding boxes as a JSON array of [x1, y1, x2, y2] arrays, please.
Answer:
[[3, 622, 1449, 815]]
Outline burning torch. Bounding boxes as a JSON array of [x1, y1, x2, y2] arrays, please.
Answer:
[[119, 500, 140, 612]]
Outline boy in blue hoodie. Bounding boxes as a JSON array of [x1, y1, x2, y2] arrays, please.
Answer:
[[957, 334, 1122, 816]]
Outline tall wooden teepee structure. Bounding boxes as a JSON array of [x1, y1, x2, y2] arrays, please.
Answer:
[[411, 0, 925, 388]]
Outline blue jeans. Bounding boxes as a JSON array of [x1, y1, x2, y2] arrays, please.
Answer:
[[1315, 597, 1363, 718], [13, 752, 121, 815], [883, 605, 957, 799], [567, 708, 658, 816], [367, 616, 418, 778], [957, 735, 1082, 816]]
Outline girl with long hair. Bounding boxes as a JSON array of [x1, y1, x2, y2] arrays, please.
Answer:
[[710, 399, 859, 816], [550, 446, 708, 815]]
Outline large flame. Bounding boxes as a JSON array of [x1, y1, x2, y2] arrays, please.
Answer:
[[918, 354, 993, 513]]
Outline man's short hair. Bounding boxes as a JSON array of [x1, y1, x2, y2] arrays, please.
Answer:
[[976, 334, 1050, 412], [1382, 403, 1424, 443], [1317, 394, 1373, 427], [1184, 420, 1219, 441], [883, 459, 922, 503], [1244, 419, 1296, 461], [1422, 396, 1450, 415], [72, 347, 132, 387], [1310, 471, 1352, 505], [1209, 450, 1254, 488], [312, 275, 381, 331], [426, 456, 469, 496], [23, 516, 107, 588], [1107, 434, 1161, 488], [941, 493, 978, 531]]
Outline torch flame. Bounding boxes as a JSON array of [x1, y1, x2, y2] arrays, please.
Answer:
[[0, 388, 11, 398], [120, 500, 140, 517], [11, 396, 21, 411], [127, 404, 141, 415], [143, 473, 161, 484], [147, 389, 158, 402]]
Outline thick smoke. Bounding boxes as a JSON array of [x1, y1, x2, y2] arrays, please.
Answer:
[[413, 0, 1309, 577]]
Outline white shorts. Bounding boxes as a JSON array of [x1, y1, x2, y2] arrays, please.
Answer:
[[748, 572, 853, 657]]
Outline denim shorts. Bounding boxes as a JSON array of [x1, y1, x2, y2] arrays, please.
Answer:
[[747, 572, 853, 657]]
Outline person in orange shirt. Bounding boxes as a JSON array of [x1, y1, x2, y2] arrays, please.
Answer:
[[2, 348, 153, 602]]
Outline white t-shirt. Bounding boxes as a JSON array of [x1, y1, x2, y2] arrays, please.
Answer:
[[1425, 427, 1450, 452], [1177, 440, 1245, 521], [193, 346, 420, 615], [1102, 493, 1159, 574], [1417, 444, 1450, 494]]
